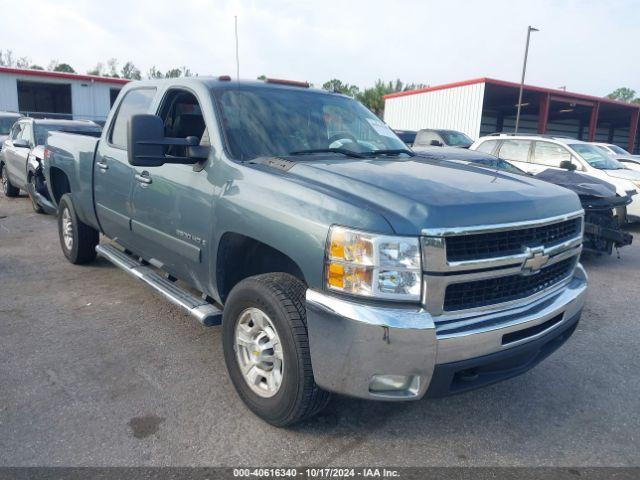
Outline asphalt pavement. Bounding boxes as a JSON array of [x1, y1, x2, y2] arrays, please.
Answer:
[[1, 192, 639, 467]]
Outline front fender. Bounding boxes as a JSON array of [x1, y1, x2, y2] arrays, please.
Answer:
[[208, 160, 394, 296]]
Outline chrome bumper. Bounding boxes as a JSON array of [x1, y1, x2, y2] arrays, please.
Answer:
[[305, 264, 587, 401]]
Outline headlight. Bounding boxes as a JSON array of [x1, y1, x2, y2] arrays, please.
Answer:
[[325, 226, 422, 301]]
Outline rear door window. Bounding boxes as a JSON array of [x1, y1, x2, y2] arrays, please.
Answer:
[[532, 142, 572, 167], [109, 88, 157, 148], [497, 140, 531, 163]]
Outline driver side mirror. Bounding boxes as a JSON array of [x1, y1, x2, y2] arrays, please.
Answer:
[[127, 114, 208, 167], [430, 140, 444, 147], [13, 138, 30, 149], [559, 160, 577, 171]]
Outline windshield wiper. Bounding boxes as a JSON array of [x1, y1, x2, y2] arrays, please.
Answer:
[[288, 148, 365, 158], [362, 149, 415, 157]]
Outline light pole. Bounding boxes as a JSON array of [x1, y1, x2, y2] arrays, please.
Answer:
[[515, 25, 539, 133]]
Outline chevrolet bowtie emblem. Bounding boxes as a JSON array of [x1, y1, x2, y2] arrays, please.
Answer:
[[523, 246, 549, 273]]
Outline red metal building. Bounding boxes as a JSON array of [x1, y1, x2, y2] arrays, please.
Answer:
[[384, 78, 640, 154]]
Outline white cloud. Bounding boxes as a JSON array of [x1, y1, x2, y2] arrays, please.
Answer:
[[1, 0, 637, 96]]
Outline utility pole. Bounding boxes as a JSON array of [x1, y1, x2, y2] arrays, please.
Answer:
[[515, 25, 539, 133], [234, 15, 240, 81]]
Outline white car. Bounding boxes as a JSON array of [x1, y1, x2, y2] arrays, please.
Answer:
[[470, 134, 640, 221], [592, 142, 640, 172]]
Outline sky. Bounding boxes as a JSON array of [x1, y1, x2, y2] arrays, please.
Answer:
[[0, 0, 638, 97]]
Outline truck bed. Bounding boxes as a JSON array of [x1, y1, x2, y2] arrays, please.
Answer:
[[46, 131, 101, 229]]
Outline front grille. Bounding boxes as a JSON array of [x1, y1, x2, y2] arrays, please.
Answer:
[[443, 257, 576, 311], [445, 218, 581, 262]]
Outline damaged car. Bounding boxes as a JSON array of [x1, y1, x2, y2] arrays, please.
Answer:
[[0, 118, 102, 213], [413, 146, 634, 255]]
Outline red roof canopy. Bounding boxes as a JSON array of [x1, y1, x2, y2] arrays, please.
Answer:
[[384, 77, 640, 110], [0, 66, 130, 85]]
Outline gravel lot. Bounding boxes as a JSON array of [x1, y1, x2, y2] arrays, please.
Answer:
[[1, 192, 639, 467]]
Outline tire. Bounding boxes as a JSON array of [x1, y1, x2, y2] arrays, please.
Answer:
[[222, 273, 330, 427], [1, 163, 20, 197], [28, 174, 45, 214], [57, 193, 99, 264]]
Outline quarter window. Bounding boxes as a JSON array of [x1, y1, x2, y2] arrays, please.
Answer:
[[532, 142, 572, 167], [110, 88, 156, 148], [497, 140, 531, 162]]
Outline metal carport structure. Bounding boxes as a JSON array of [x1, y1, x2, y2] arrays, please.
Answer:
[[384, 78, 640, 154]]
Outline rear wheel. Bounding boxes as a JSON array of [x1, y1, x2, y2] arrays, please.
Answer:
[[57, 193, 99, 264], [222, 273, 330, 427], [1, 164, 19, 197]]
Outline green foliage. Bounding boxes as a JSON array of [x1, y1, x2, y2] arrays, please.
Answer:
[[52, 62, 76, 73], [322, 79, 360, 97], [257, 74, 267, 80], [121, 61, 141, 80], [29, 64, 44, 70], [147, 65, 193, 79], [353, 79, 428, 117], [607, 87, 639, 104]]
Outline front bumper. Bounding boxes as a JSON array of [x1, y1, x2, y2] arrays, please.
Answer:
[[305, 264, 587, 400]]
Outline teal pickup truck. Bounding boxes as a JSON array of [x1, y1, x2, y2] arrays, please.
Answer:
[[44, 77, 587, 426]]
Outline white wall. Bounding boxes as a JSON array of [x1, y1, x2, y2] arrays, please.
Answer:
[[383, 82, 486, 139], [0, 72, 118, 121], [0, 76, 19, 111]]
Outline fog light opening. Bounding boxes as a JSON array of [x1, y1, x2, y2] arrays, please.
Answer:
[[369, 374, 420, 397]]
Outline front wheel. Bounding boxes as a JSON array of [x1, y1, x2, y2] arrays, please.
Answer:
[[222, 273, 330, 427], [28, 175, 44, 214], [57, 193, 99, 264]]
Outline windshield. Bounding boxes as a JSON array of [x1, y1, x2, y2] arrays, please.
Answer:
[[0, 117, 20, 135], [608, 144, 629, 155], [213, 87, 407, 161], [34, 124, 102, 146], [570, 144, 626, 170], [466, 157, 526, 174], [440, 131, 473, 147]]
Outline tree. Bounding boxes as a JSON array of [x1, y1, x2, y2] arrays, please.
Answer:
[[354, 79, 428, 118], [106, 58, 119, 78], [29, 64, 44, 70], [121, 61, 141, 80], [322, 79, 359, 97], [165, 68, 182, 78], [147, 65, 164, 79], [15, 57, 30, 68], [0, 50, 15, 67], [607, 87, 637, 103], [257, 74, 267, 80], [53, 63, 76, 73], [87, 62, 104, 76]]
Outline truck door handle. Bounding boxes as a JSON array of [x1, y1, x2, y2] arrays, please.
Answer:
[[135, 172, 152, 185], [96, 161, 109, 170]]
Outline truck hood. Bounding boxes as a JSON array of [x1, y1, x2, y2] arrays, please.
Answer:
[[603, 168, 640, 181], [279, 156, 582, 235]]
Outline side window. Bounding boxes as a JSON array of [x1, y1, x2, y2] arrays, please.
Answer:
[[533, 142, 572, 167], [476, 140, 498, 154], [10, 123, 24, 140], [158, 89, 207, 157], [109, 88, 156, 148], [415, 130, 439, 146], [497, 140, 531, 162]]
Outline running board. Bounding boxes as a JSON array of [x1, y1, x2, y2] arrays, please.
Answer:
[[96, 244, 222, 326]]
